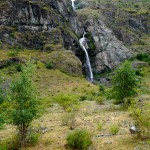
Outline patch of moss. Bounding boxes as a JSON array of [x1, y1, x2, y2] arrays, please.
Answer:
[[86, 32, 96, 51]]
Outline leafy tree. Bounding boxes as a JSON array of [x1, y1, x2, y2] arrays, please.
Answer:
[[0, 77, 5, 128], [110, 61, 138, 104], [10, 63, 38, 147], [0, 78, 3, 105]]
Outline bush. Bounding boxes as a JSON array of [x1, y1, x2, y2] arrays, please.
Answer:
[[36, 61, 45, 69], [0, 145, 7, 150], [130, 101, 150, 138], [61, 113, 75, 126], [99, 84, 105, 94], [26, 133, 40, 146], [109, 125, 119, 135], [0, 135, 20, 150], [95, 96, 104, 105], [110, 61, 138, 104], [67, 129, 92, 150], [136, 53, 150, 63], [97, 122, 103, 131], [79, 95, 87, 101], [16, 64, 22, 72], [45, 61, 54, 69], [8, 50, 19, 57], [54, 94, 78, 110], [43, 44, 63, 52]]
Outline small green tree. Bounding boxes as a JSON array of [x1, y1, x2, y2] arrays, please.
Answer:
[[0, 78, 3, 105], [0, 77, 5, 128], [111, 61, 138, 104], [10, 63, 38, 147]]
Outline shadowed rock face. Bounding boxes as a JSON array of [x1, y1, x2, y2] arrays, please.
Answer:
[[0, 0, 80, 51], [0, 0, 73, 28]]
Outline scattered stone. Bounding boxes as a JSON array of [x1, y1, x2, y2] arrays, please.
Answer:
[[97, 134, 112, 138], [132, 60, 148, 68], [129, 125, 139, 134], [104, 140, 113, 144], [70, 125, 75, 130]]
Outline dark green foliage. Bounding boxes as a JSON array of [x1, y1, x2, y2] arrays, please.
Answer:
[[10, 63, 39, 147], [135, 69, 143, 76], [0, 78, 4, 104], [46, 61, 54, 69], [79, 95, 87, 101], [99, 84, 105, 94], [16, 64, 22, 72], [67, 129, 92, 150], [110, 61, 138, 104], [0, 77, 6, 128], [86, 32, 96, 51], [136, 53, 150, 63], [0, 145, 7, 150]]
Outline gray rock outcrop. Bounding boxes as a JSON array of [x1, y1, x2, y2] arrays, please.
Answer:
[[85, 18, 131, 73]]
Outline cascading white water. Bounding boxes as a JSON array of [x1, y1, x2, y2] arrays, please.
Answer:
[[70, 0, 93, 82], [71, 0, 76, 10], [79, 32, 93, 82]]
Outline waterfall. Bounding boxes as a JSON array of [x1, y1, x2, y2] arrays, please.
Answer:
[[71, 0, 76, 10], [70, 0, 93, 82], [79, 32, 93, 82]]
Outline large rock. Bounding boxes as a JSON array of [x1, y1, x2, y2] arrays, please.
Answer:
[[85, 18, 131, 73]]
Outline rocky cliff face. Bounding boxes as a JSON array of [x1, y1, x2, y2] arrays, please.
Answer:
[[0, 0, 136, 76], [85, 18, 130, 73], [0, 0, 79, 51]]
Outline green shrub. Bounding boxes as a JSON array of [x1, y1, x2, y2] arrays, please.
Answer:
[[97, 122, 103, 131], [136, 53, 150, 63], [67, 129, 92, 150], [0, 145, 7, 150], [99, 84, 105, 94], [36, 61, 45, 69], [16, 64, 22, 72], [27, 133, 40, 146], [61, 113, 75, 126], [45, 61, 54, 69], [95, 96, 104, 105], [54, 94, 78, 110], [8, 50, 19, 57], [79, 95, 87, 101], [130, 101, 150, 138], [109, 125, 119, 135], [44, 44, 63, 52], [0, 135, 20, 150]]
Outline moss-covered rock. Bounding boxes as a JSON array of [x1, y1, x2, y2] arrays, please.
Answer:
[[43, 50, 83, 76]]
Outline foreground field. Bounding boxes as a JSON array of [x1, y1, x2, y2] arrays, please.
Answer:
[[0, 49, 150, 150]]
